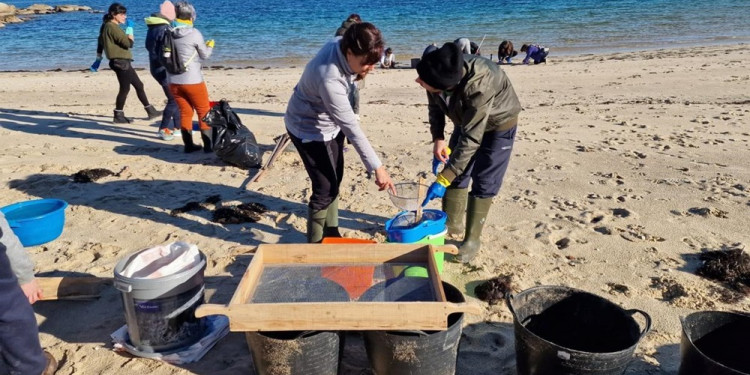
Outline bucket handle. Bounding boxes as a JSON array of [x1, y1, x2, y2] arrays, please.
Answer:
[[113, 279, 132, 293], [626, 309, 652, 339], [166, 285, 205, 319]]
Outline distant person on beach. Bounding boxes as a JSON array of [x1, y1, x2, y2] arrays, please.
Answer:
[[521, 43, 550, 64], [145, 1, 180, 141], [167, 1, 215, 153], [416, 42, 521, 263], [0, 213, 58, 375], [335, 13, 363, 117], [470, 41, 481, 55], [380, 47, 396, 68], [285, 22, 396, 243], [454, 37, 471, 54], [97, 2, 162, 124], [497, 40, 518, 64], [454, 38, 481, 55]]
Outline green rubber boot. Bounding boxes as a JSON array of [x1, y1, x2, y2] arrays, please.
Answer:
[[442, 188, 468, 237], [323, 197, 342, 238], [459, 196, 493, 263], [307, 206, 328, 243]]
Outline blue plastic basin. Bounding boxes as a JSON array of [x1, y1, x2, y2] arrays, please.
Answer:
[[385, 209, 447, 243], [1, 199, 68, 247]]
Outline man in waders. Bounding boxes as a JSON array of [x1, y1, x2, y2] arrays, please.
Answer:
[[417, 42, 521, 263]]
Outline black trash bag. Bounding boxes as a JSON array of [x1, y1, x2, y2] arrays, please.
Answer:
[[202, 99, 262, 169]]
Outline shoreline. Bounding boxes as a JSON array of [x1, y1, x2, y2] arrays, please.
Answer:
[[1, 41, 748, 73]]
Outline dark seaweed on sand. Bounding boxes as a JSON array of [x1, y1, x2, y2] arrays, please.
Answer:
[[237, 202, 268, 214], [212, 202, 268, 224], [170, 195, 223, 216], [474, 274, 513, 305], [170, 202, 209, 216], [204, 195, 221, 204], [72, 166, 127, 183], [650, 277, 688, 301], [696, 249, 750, 297]]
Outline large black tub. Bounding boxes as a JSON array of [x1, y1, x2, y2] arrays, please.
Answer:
[[507, 285, 651, 375], [679, 310, 750, 375]]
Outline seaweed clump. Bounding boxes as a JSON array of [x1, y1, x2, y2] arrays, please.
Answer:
[[650, 277, 687, 302], [212, 202, 268, 224], [72, 166, 128, 183], [474, 274, 513, 305], [696, 249, 750, 297], [170, 195, 222, 216]]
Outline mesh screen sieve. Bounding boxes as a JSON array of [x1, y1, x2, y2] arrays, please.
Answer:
[[250, 264, 437, 303]]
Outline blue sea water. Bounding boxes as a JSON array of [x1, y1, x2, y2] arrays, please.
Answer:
[[0, 0, 748, 71]]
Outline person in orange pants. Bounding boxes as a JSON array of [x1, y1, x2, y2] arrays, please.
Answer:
[[166, 1, 215, 153], [170, 82, 211, 152]]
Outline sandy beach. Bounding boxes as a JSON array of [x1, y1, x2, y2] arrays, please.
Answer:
[[0, 43, 748, 374]]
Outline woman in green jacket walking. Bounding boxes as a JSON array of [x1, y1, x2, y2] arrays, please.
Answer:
[[96, 3, 161, 123]]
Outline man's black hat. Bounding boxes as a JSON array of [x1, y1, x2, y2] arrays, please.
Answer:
[[416, 42, 464, 90]]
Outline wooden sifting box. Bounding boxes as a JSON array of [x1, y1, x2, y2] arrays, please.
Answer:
[[195, 243, 480, 331]]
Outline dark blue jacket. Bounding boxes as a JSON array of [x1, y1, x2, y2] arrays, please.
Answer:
[[144, 15, 171, 83], [523, 45, 548, 64]]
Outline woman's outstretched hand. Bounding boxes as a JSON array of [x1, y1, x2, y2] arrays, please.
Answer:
[[374, 166, 396, 194]]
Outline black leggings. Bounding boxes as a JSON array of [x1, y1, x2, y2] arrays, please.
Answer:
[[109, 59, 150, 110], [288, 131, 345, 210]]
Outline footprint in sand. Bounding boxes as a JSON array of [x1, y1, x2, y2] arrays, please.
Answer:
[[457, 323, 516, 374], [510, 190, 538, 209], [687, 207, 729, 218], [617, 224, 665, 243]]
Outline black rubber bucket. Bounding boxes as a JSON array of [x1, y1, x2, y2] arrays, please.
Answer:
[[246, 330, 342, 375], [246, 273, 350, 375], [362, 280, 465, 375], [507, 285, 651, 375], [679, 310, 750, 375]]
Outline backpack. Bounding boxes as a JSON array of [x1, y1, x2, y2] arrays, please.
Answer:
[[158, 28, 187, 74]]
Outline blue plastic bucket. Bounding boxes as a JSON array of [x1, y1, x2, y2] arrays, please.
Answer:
[[0, 199, 68, 247], [385, 210, 447, 243]]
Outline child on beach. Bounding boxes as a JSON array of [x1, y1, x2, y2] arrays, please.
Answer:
[[167, 1, 215, 153], [416, 43, 521, 263], [497, 40, 518, 64], [380, 47, 396, 68], [145, 1, 180, 141], [0, 213, 58, 375], [285, 22, 396, 242], [97, 2, 162, 123], [521, 43, 550, 64]]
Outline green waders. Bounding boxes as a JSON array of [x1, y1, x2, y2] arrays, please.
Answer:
[[459, 196, 493, 263], [442, 188, 468, 237], [307, 197, 342, 243]]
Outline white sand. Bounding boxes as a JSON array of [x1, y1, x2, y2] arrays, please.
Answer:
[[0, 44, 748, 374]]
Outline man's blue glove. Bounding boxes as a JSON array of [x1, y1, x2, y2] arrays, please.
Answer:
[[125, 19, 134, 36], [421, 181, 447, 206], [90, 55, 102, 72]]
